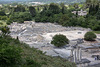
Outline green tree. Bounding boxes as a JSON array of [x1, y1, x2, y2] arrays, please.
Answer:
[[17, 18, 24, 23], [92, 24, 100, 31], [0, 43, 22, 66], [20, 12, 32, 21], [86, 0, 99, 7], [14, 5, 25, 12], [0, 26, 10, 35], [59, 14, 69, 25], [49, 3, 60, 14], [77, 16, 86, 27], [25, 57, 41, 67], [86, 0, 92, 7], [60, 3, 66, 14], [40, 10, 53, 17], [35, 16, 41, 22], [86, 16, 97, 29], [53, 13, 62, 22], [87, 0, 99, 15], [73, 3, 79, 9], [97, 8, 100, 20], [0, 16, 7, 20], [0, 35, 76, 67], [84, 32, 97, 41], [29, 6, 36, 17], [0, 11, 6, 16], [51, 34, 69, 47], [89, 4, 99, 15], [9, 12, 32, 23]]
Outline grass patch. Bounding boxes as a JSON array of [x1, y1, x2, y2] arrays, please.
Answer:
[[92, 31, 100, 34]]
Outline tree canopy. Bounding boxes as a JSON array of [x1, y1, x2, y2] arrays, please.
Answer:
[[84, 32, 97, 41], [0, 26, 10, 35], [29, 6, 36, 17], [51, 34, 69, 47], [0, 43, 22, 66], [0, 11, 6, 16]]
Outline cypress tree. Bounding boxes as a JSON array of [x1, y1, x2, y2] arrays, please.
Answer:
[[29, 6, 36, 17]]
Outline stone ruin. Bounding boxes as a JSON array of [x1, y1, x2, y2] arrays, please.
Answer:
[[8, 21, 99, 67]]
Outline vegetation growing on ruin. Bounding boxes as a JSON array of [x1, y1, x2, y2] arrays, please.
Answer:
[[51, 34, 69, 47], [84, 32, 97, 41]]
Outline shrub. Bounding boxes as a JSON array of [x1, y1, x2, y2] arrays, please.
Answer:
[[84, 32, 97, 41], [51, 34, 69, 47], [0, 11, 6, 16], [0, 43, 22, 66], [25, 57, 41, 67], [9, 12, 32, 23], [17, 18, 24, 23], [0, 26, 10, 35], [0, 16, 7, 20]]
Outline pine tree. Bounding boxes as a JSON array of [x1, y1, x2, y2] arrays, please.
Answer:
[[60, 3, 65, 14]]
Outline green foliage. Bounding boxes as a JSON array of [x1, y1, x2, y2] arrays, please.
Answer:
[[9, 12, 32, 23], [34, 3, 100, 31], [0, 35, 76, 67], [35, 15, 41, 22], [86, 16, 100, 30], [60, 3, 67, 14], [0, 16, 7, 20], [84, 32, 97, 41], [92, 31, 100, 34], [35, 4, 69, 23], [89, 4, 99, 15], [59, 14, 69, 25], [53, 13, 62, 22], [96, 8, 100, 20], [87, 0, 99, 15], [0, 2, 100, 31], [0, 36, 22, 67], [51, 34, 69, 47], [49, 3, 61, 14], [7, 18, 12, 25], [73, 3, 79, 9], [29, 6, 36, 17], [14, 5, 25, 12], [0, 21, 7, 27], [1, 3, 98, 31], [0, 11, 6, 16], [86, 0, 99, 8], [0, 43, 22, 66], [25, 57, 41, 67], [17, 18, 24, 23], [0, 26, 10, 35]]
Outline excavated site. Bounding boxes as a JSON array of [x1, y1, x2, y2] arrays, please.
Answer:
[[8, 21, 100, 67]]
